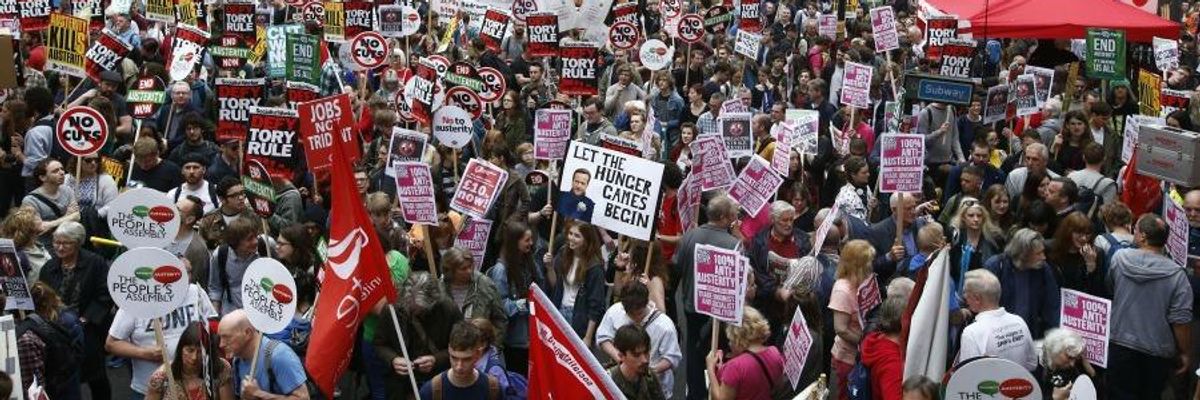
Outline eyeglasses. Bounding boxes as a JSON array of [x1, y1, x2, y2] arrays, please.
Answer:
[[226, 191, 246, 199], [83, 158, 100, 164]]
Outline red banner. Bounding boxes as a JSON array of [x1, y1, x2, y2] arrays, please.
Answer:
[[84, 30, 132, 83], [558, 43, 599, 96], [244, 106, 301, 180], [286, 81, 322, 110], [480, 9, 509, 53], [526, 13, 559, 57], [305, 129, 397, 398], [738, 1, 761, 32], [216, 77, 265, 142], [409, 59, 438, 125], [298, 93, 358, 173], [528, 284, 623, 400], [224, 2, 257, 43], [17, 0, 50, 32], [345, 1, 374, 40]]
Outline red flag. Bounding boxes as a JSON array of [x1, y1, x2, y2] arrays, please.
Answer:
[[1121, 151, 1162, 217], [527, 284, 623, 400], [304, 132, 397, 398]]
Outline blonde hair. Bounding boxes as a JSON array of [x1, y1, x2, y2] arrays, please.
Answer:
[[725, 306, 770, 350], [1, 205, 41, 248], [836, 240, 875, 285]]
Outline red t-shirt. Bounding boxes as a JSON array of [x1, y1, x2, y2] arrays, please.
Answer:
[[658, 193, 682, 263], [718, 347, 785, 400]]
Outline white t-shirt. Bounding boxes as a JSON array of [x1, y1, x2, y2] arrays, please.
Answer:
[[563, 260, 580, 309], [167, 181, 218, 214], [958, 308, 1038, 371], [108, 284, 217, 394]]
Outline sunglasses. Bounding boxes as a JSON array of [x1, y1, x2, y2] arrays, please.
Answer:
[[83, 158, 100, 164]]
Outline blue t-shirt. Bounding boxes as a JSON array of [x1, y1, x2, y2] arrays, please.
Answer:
[[233, 337, 308, 397], [419, 372, 491, 400]]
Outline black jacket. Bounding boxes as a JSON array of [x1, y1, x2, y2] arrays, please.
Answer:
[[39, 249, 113, 327]]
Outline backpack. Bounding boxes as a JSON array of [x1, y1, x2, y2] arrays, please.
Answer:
[[17, 314, 82, 391], [1075, 177, 1114, 222], [1100, 233, 1133, 266], [846, 353, 872, 400], [500, 371, 528, 400], [262, 339, 323, 399], [216, 236, 272, 297], [431, 372, 500, 400]]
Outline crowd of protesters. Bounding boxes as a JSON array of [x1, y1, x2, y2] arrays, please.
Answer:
[[1, 0, 1200, 399]]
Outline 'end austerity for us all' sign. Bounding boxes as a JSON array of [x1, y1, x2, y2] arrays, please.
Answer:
[[879, 134, 924, 193]]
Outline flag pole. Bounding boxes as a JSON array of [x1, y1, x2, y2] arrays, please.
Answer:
[[387, 305, 424, 396], [422, 224, 439, 279]]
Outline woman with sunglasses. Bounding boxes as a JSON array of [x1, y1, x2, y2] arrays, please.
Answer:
[[66, 156, 118, 213]]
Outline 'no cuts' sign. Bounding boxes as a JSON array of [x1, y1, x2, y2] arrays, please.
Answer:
[[350, 32, 389, 70], [57, 106, 108, 157]]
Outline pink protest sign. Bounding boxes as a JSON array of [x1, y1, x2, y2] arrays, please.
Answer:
[[454, 218, 493, 271], [450, 159, 509, 219], [870, 6, 898, 52], [729, 156, 785, 216], [677, 173, 702, 231], [840, 61, 873, 109], [534, 108, 572, 160], [693, 243, 747, 325], [394, 162, 438, 225], [857, 274, 881, 324], [1060, 289, 1111, 367], [879, 134, 925, 193], [1166, 197, 1189, 268], [690, 134, 736, 191], [783, 307, 813, 389]]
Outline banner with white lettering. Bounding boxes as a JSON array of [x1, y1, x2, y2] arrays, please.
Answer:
[[526, 13, 559, 57], [535, 108, 572, 160], [451, 159, 509, 219], [395, 162, 438, 225], [267, 24, 304, 78], [408, 58, 439, 125], [870, 6, 898, 52], [558, 42, 600, 96], [454, 218, 493, 271], [344, 1, 374, 39], [1166, 196, 1188, 268], [938, 38, 974, 78], [728, 156, 785, 215], [1060, 289, 1111, 368], [923, 16, 957, 61], [558, 141, 664, 240], [298, 94, 358, 172], [840, 61, 872, 109], [84, 29, 131, 83], [879, 134, 925, 193], [245, 106, 301, 180], [17, 0, 50, 32], [216, 78, 266, 142], [694, 243, 748, 325], [691, 134, 736, 191], [782, 307, 813, 389], [480, 9, 510, 53]]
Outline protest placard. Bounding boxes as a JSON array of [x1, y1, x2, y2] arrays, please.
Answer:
[[1011, 74, 1038, 117], [857, 275, 881, 323], [817, 14, 836, 39], [245, 106, 301, 180], [694, 244, 747, 325], [705, 6, 732, 34], [600, 133, 642, 157], [1139, 69, 1163, 117], [1086, 28, 1126, 80], [770, 123, 796, 175], [212, 34, 249, 70], [677, 173, 701, 230], [1161, 89, 1192, 118], [285, 81, 321, 110], [639, 40, 672, 71], [840, 61, 873, 109], [432, 105, 474, 148], [1060, 289, 1111, 367], [690, 134, 736, 190], [408, 59, 440, 125], [729, 156, 785, 215], [1154, 36, 1179, 72], [558, 141, 664, 240], [146, 0, 172, 23], [879, 134, 925, 193], [223, 2, 255, 41], [286, 32, 321, 85], [720, 98, 748, 115], [18, 0, 50, 32], [526, 13, 559, 57], [174, 0, 205, 29], [323, 1, 345, 41], [720, 112, 752, 158], [395, 162, 438, 225], [267, 24, 304, 78], [1024, 66, 1055, 106], [128, 76, 165, 119], [734, 30, 762, 60], [216, 77, 265, 142], [534, 109, 572, 160], [244, 159, 275, 217], [344, 1, 373, 39], [84, 30, 132, 83], [944, 358, 1042, 400], [610, 2, 638, 26], [454, 218, 493, 271], [387, 128, 428, 178], [299, 94, 358, 172], [241, 258, 298, 334], [559, 42, 600, 96], [938, 39, 974, 79], [106, 248, 190, 319], [785, 109, 820, 154], [923, 16, 957, 61], [46, 13, 86, 78], [870, 6, 898, 52], [0, 240, 31, 310], [782, 307, 813, 389], [106, 188, 181, 249], [1166, 196, 1188, 268], [1122, 115, 1163, 164], [983, 84, 1010, 124], [451, 159, 509, 219], [480, 9, 510, 53], [738, 1, 760, 32], [168, 25, 209, 81]]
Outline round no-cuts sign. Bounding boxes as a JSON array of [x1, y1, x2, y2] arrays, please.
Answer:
[[678, 14, 705, 43], [241, 258, 297, 334], [639, 40, 673, 71], [432, 105, 474, 148], [609, 22, 640, 51], [106, 188, 181, 249], [57, 106, 108, 157], [446, 87, 484, 120], [477, 67, 506, 103], [350, 32, 389, 70], [107, 247, 190, 319]]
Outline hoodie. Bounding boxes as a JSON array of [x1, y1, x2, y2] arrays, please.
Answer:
[[861, 332, 903, 400], [1108, 248, 1193, 358]]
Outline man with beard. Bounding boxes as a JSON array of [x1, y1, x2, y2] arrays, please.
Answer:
[[68, 71, 134, 137], [167, 153, 221, 213]]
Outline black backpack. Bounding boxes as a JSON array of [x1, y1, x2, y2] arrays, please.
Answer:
[[1075, 177, 1115, 228], [17, 315, 82, 390]]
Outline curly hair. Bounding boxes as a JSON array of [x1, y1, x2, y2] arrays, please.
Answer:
[[725, 306, 770, 350], [1, 205, 41, 248], [836, 240, 875, 285]]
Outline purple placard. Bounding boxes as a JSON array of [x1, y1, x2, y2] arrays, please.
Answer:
[[534, 108, 572, 160], [1060, 289, 1111, 367], [728, 156, 784, 216], [869, 6, 898, 52], [1166, 197, 1189, 268], [394, 162, 438, 225], [879, 134, 924, 193], [693, 244, 746, 325], [454, 218, 493, 271], [840, 61, 873, 109], [690, 135, 736, 191]]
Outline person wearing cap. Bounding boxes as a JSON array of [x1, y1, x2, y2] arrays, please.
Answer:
[[206, 139, 243, 188], [68, 70, 134, 138], [167, 153, 220, 214]]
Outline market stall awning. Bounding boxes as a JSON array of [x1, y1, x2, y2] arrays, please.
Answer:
[[920, 0, 1180, 42]]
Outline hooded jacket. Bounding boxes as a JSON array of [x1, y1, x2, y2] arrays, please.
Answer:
[[861, 332, 903, 400], [1107, 248, 1193, 358]]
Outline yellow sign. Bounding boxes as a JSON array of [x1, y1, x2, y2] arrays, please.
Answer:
[[249, 25, 267, 64], [176, 0, 198, 27], [323, 2, 345, 42], [46, 13, 87, 78], [1138, 69, 1162, 117], [146, 0, 173, 23]]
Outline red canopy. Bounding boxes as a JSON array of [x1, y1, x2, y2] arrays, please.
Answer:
[[922, 0, 1180, 42]]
